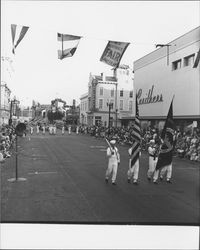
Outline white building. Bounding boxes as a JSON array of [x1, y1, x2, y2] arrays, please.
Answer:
[[0, 82, 11, 126], [133, 26, 200, 130], [80, 65, 134, 127]]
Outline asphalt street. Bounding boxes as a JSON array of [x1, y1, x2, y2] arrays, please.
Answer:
[[1, 132, 199, 225]]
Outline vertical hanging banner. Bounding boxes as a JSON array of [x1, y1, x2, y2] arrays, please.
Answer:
[[11, 24, 29, 54], [57, 33, 81, 60], [156, 99, 175, 170], [100, 40, 130, 68]]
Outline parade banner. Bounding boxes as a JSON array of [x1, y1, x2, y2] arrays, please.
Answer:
[[130, 96, 141, 167], [57, 33, 81, 60], [100, 40, 130, 68], [156, 99, 175, 170], [11, 24, 29, 54]]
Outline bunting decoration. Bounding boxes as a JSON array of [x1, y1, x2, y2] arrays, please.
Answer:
[[57, 33, 81, 60], [129, 96, 141, 167], [193, 48, 200, 68], [11, 24, 29, 54], [100, 40, 130, 68], [156, 99, 175, 170]]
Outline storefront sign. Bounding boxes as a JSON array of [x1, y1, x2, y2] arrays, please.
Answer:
[[137, 85, 163, 105]]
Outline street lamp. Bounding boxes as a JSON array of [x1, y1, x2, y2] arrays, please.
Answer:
[[9, 97, 20, 126], [155, 44, 172, 65], [107, 101, 113, 137]]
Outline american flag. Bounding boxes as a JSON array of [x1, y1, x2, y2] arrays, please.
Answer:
[[129, 96, 141, 167]]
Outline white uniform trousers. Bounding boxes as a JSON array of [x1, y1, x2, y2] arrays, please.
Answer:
[[62, 127, 65, 134], [153, 169, 159, 182], [36, 126, 39, 134], [68, 127, 71, 135], [147, 156, 158, 178], [105, 162, 118, 183], [42, 127, 45, 134], [127, 158, 139, 182], [30, 127, 33, 134], [160, 164, 172, 180]]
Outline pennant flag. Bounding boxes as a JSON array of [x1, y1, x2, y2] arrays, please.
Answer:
[[193, 49, 200, 68], [156, 99, 175, 170], [100, 40, 130, 68], [57, 33, 81, 60], [129, 95, 141, 167], [11, 24, 29, 54]]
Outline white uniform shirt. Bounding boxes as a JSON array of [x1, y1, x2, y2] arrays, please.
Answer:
[[107, 147, 120, 164]]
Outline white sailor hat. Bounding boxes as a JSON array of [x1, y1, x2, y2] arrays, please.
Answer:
[[150, 139, 155, 144], [110, 140, 116, 145]]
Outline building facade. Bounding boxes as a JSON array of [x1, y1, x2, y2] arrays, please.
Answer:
[[80, 93, 88, 125], [133, 26, 200, 130], [0, 82, 11, 126], [80, 65, 134, 127]]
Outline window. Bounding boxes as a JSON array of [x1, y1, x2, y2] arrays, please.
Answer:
[[129, 91, 133, 98], [172, 59, 181, 70], [111, 89, 114, 97], [184, 54, 195, 67], [100, 87, 103, 96], [129, 100, 133, 111], [110, 99, 114, 107], [99, 99, 103, 109], [119, 100, 123, 110], [120, 90, 123, 97]]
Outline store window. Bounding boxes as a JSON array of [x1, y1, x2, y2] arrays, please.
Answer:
[[99, 99, 103, 109], [119, 100, 123, 110], [172, 59, 181, 70], [129, 91, 133, 98], [129, 100, 133, 111], [100, 87, 103, 96], [120, 90, 123, 97], [95, 116, 101, 126], [111, 89, 114, 97], [184, 54, 195, 67]]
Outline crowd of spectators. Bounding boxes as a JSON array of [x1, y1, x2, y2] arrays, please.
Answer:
[[0, 124, 16, 164], [78, 125, 200, 162]]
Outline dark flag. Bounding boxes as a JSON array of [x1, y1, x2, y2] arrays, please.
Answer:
[[129, 96, 141, 167], [156, 99, 175, 170]]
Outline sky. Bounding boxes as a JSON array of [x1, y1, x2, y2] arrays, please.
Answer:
[[1, 1, 200, 107]]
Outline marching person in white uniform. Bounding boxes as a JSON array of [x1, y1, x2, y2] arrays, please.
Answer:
[[49, 125, 52, 135], [105, 140, 120, 185], [42, 124, 45, 135], [127, 148, 141, 185], [68, 125, 71, 135], [147, 140, 158, 182], [76, 126, 79, 134], [53, 124, 57, 135], [62, 125, 65, 135], [36, 125, 40, 134], [30, 126, 33, 135]]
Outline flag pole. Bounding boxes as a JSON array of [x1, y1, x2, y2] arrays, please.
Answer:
[[61, 34, 63, 59]]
